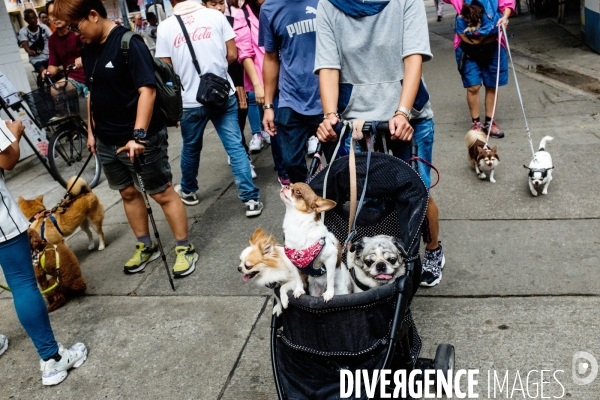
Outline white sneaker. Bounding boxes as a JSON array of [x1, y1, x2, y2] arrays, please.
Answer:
[[307, 135, 319, 156], [40, 343, 87, 386], [227, 156, 230, 165], [249, 134, 263, 153], [245, 199, 264, 217], [261, 131, 271, 145], [174, 184, 199, 206], [250, 163, 257, 179], [0, 334, 7, 356]]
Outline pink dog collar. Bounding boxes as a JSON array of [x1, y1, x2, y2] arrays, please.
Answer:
[[284, 237, 327, 276]]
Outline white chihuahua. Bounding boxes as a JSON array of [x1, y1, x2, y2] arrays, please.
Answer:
[[280, 183, 351, 302], [524, 136, 554, 196]]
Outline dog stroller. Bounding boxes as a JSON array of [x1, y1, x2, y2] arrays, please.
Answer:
[[270, 122, 455, 399]]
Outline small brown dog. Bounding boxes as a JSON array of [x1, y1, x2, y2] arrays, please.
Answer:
[[29, 229, 87, 312], [19, 176, 105, 250], [460, 2, 484, 33], [466, 130, 500, 183]]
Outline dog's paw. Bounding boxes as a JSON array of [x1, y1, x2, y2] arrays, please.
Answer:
[[542, 189, 548, 195], [88, 243, 95, 251], [478, 173, 487, 179], [273, 302, 282, 316], [531, 190, 538, 197], [97, 243, 105, 251], [490, 177, 496, 183], [322, 289, 334, 302], [280, 294, 289, 309], [293, 287, 305, 298]]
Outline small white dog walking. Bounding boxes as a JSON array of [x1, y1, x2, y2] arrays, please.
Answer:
[[524, 136, 554, 196]]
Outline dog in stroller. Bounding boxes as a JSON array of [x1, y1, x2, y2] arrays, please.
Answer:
[[269, 121, 455, 399]]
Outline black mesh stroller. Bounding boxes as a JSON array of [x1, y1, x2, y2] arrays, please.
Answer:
[[270, 122, 455, 399]]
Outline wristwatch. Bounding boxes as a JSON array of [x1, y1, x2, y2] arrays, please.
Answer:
[[394, 106, 412, 121], [132, 128, 147, 144], [262, 103, 274, 110]]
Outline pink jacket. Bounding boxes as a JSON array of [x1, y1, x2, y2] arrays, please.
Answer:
[[233, 4, 264, 93], [443, 0, 515, 49]]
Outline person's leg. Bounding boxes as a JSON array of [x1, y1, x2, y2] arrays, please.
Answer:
[[482, 46, 509, 138], [120, 186, 150, 237], [237, 105, 250, 154], [275, 108, 312, 183], [456, 46, 484, 128], [179, 107, 210, 194], [0, 232, 58, 360], [212, 96, 261, 205], [247, 92, 264, 152], [466, 85, 482, 120]]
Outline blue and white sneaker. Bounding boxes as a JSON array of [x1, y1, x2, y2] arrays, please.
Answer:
[[420, 242, 445, 287]]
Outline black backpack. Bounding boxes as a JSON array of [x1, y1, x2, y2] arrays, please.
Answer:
[[121, 31, 182, 127]]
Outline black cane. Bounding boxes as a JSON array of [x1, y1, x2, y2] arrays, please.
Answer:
[[132, 156, 176, 291]]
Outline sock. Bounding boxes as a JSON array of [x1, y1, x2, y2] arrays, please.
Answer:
[[137, 234, 152, 248], [472, 117, 480, 123], [485, 116, 492, 124], [43, 352, 62, 362], [176, 238, 189, 247]]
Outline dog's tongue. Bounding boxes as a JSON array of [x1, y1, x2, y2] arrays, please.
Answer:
[[375, 274, 393, 280], [243, 274, 251, 282]]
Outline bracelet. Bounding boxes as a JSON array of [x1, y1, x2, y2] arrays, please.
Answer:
[[323, 111, 339, 120], [394, 106, 412, 121], [262, 103, 274, 110], [393, 110, 409, 120]]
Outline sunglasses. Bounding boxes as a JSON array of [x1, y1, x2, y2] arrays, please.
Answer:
[[68, 12, 90, 33]]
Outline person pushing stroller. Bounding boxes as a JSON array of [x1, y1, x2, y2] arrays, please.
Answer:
[[315, 0, 446, 287]]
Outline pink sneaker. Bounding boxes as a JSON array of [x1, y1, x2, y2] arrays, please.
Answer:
[[484, 120, 505, 139], [277, 174, 290, 187], [471, 121, 483, 132]]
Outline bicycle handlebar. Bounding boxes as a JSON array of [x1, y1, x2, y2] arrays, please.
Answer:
[[44, 64, 77, 88]]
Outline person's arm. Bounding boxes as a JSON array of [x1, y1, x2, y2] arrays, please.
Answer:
[[21, 40, 36, 56], [389, 54, 422, 141], [316, 69, 339, 142], [86, 93, 96, 155], [0, 121, 25, 171], [497, 1, 514, 28], [262, 51, 279, 135], [242, 59, 264, 105], [226, 39, 238, 65]]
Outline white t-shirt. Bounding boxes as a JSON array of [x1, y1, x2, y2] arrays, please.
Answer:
[[155, 7, 235, 108], [0, 172, 29, 243], [18, 24, 52, 64]]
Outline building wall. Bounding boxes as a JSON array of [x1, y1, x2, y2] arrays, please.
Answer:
[[0, 0, 31, 95]]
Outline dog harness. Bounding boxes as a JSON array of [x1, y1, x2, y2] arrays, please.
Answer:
[[348, 268, 372, 292], [30, 210, 65, 242], [0, 246, 60, 294], [284, 237, 327, 277]]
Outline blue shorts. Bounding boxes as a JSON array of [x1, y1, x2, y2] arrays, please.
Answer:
[[455, 44, 508, 88], [388, 118, 435, 189]]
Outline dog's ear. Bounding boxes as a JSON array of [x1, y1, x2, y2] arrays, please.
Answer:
[[313, 197, 337, 213], [491, 146, 499, 160], [261, 239, 274, 256], [36, 195, 44, 203], [523, 165, 530, 169], [546, 167, 554, 170], [349, 239, 364, 257], [250, 228, 266, 245]]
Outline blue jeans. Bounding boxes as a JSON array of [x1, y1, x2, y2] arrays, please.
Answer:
[[0, 231, 58, 359], [274, 106, 321, 183], [180, 96, 260, 202], [248, 92, 286, 175]]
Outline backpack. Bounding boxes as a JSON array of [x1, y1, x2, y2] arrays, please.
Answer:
[[121, 31, 182, 127], [455, 0, 501, 37]]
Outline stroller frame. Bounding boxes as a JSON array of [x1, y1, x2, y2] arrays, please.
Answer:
[[270, 122, 454, 399]]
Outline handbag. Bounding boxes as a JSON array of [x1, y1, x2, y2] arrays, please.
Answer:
[[175, 15, 231, 109]]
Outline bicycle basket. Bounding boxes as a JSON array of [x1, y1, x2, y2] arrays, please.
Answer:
[[22, 85, 80, 127]]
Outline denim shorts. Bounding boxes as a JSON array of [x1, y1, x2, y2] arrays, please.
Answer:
[[455, 44, 508, 88], [96, 127, 172, 195], [387, 118, 435, 189]]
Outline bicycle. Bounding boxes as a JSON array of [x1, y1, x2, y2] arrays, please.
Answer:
[[0, 65, 102, 189]]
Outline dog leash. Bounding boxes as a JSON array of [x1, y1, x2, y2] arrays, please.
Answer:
[[501, 24, 536, 158], [483, 28, 503, 149]]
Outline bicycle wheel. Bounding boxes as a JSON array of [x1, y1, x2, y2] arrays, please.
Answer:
[[48, 120, 102, 189]]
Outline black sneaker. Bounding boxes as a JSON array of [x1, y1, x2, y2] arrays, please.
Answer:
[[245, 199, 264, 217], [420, 242, 445, 287]]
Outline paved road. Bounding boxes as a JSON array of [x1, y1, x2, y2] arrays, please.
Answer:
[[1, 5, 599, 399]]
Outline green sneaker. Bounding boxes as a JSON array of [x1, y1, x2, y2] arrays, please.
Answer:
[[173, 244, 198, 277], [124, 242, 160, 273]]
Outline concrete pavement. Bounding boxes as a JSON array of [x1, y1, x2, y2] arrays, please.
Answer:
[[2, 4, 600, 399]]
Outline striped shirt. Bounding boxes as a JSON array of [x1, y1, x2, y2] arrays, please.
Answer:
[[0, 172, 29, 243]]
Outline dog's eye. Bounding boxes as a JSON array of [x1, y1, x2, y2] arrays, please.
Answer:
[[245, 263, 253, 270], [388, 257, 397, 264], [295, 190, 302, 196], [364, 259, 374, 267]]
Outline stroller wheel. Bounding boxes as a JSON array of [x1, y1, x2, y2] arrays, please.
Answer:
[[433, 343, 455, 380]]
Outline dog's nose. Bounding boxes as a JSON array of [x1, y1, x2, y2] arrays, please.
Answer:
[[237, 266, 242, 273], [375, 262, 387, 273]]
